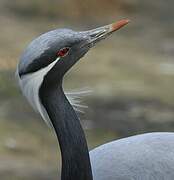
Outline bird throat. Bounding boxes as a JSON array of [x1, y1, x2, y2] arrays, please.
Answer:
[[39, 81, 93, 180]]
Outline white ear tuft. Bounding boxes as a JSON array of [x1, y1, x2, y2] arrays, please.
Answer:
[[16, 59, 59, 128], [16, 58, 91, 128]]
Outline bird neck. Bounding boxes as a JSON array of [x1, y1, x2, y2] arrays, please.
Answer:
[[39, 83, 93, 180]]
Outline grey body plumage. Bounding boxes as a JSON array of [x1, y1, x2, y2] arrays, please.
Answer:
[[16, 19, 174, 180], [90, 132, 174, 180]]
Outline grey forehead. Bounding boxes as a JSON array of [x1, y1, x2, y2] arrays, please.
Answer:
[[18, 29, 82, 75]]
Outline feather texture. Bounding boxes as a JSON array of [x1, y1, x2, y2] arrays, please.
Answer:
[[65, 88, 91, 113]]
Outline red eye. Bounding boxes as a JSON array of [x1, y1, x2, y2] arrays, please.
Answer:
[[56, 47, 70, 57]]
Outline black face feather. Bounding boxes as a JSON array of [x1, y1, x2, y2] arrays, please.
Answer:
[[19, 49, 57, 76]]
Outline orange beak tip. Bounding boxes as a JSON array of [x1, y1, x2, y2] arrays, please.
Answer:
[[111, 19, 130, 31]]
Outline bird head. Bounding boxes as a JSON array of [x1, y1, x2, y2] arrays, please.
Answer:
[[16, 19, 129, 125], [18, 19, 129, 80]]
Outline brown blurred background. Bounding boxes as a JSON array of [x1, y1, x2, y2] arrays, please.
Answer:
[[0, 0, 174, 179]]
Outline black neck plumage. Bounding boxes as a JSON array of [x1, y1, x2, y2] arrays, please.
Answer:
[[39, 80, 93, 180]]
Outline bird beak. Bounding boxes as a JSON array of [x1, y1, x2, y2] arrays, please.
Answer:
[[87, 19, 130, 47]]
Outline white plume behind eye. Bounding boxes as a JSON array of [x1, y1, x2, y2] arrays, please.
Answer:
[[16, 57, 90, 127]]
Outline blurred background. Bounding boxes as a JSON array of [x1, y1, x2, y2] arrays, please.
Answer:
[[0, 0, 174, 179]]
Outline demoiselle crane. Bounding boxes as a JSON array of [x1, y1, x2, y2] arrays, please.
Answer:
[[16, 19, 174, 180]]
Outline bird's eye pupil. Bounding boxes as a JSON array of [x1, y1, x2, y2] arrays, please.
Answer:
[[57, 47, 69, 57]]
